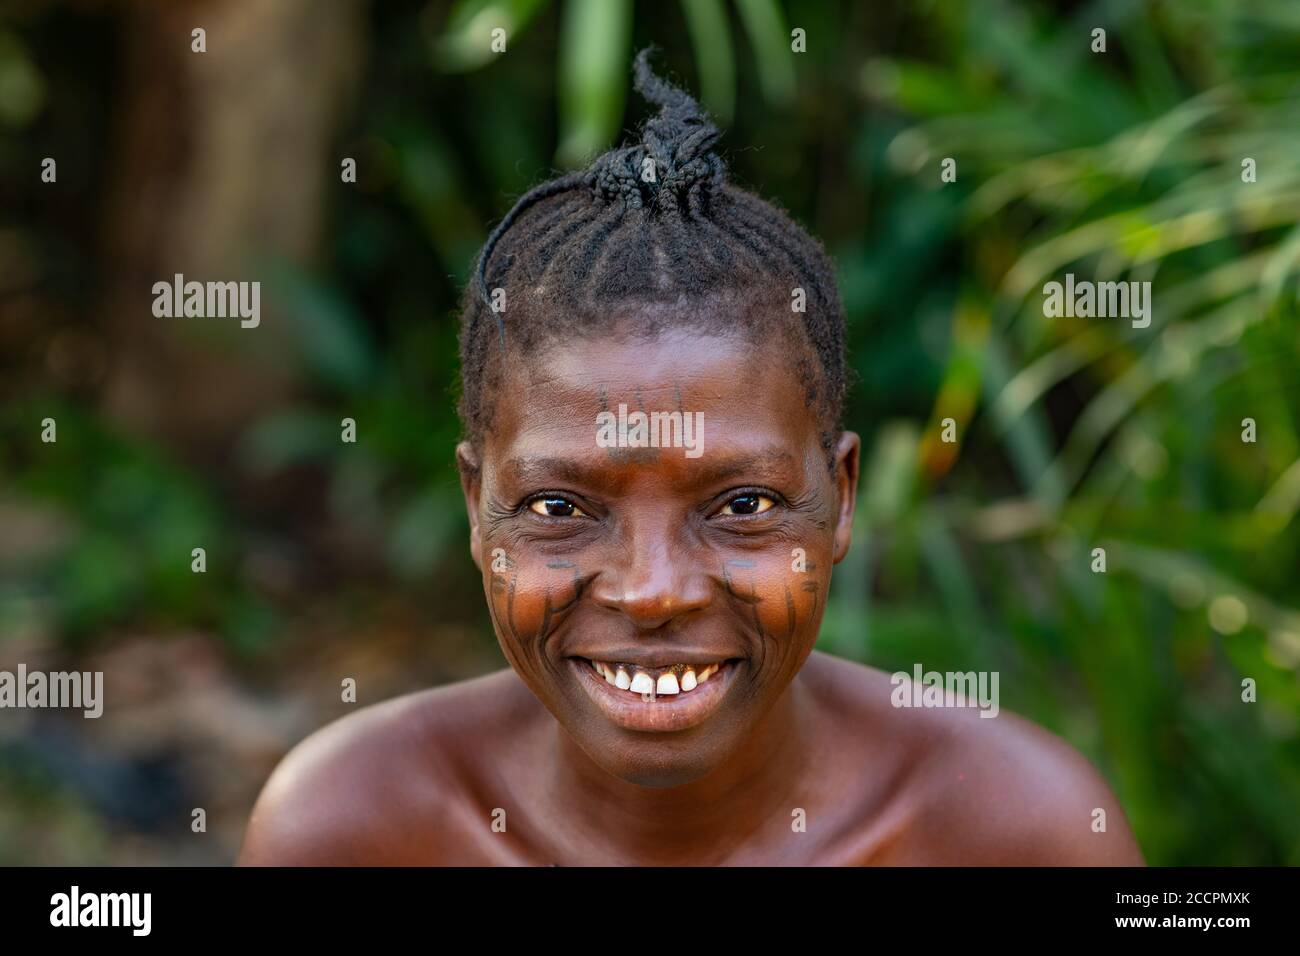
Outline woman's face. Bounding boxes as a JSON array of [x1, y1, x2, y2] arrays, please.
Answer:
[[458, 323, 859, 787]]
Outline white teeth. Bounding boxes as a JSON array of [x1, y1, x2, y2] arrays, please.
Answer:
[[629, 671, 655, 695], [589, 660, 726, 696]]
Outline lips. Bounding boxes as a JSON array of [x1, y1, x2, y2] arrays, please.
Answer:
[[569, 656, 742, 733]]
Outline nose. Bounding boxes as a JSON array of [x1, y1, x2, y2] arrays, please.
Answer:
[[589, 518, 712, 629]]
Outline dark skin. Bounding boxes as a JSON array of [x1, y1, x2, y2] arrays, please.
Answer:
[[239, 321, 1144, 866]]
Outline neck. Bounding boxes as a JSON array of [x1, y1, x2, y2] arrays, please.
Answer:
[[544, 674, 816, 864]]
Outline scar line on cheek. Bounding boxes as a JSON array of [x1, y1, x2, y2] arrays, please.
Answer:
[[722, 563, 762, 607]]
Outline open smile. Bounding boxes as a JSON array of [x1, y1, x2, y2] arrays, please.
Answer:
[[569, 656, 742, 733]]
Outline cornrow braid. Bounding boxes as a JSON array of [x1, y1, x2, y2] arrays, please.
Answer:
[[459, 48, 847, 464]]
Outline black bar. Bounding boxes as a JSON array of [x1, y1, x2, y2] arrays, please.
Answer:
[[1, 866, 1289, 941]]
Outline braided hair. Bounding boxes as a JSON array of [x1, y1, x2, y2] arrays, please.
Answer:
[[458, 48, 847, 465]]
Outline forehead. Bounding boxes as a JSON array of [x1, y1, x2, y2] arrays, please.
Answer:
[[483, 326, 820, 483]]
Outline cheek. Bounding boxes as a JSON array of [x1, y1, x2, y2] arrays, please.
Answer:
[[483, 547, 585, 662], [723, 545, 828, 652]]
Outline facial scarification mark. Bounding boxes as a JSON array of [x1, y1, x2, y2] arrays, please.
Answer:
[[608, 445, 661, 465], [596, 384, 650, 463], [784, 584, 796, 639], [488, 560, 589, 651], [721, 562, 762, 606], [600, 388, 660, 463], [535, 590, 554, 645], [559, 569, 586, 611], [486, 574, 513, 648], [536, 568, 589, 642], [721, 560, 768, 645], [505, 574, 522, 644], [799, 579, 821, 634]]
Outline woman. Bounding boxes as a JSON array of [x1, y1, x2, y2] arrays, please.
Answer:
[[238, 51, 1143, 866]]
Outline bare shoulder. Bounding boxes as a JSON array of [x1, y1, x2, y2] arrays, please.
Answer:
[[237, 668, 539, 865], [804, 651, 1145, 865]]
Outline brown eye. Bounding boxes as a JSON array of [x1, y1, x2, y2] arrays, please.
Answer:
[[721, 493, 774, 516], [529, 496, 588, 518]]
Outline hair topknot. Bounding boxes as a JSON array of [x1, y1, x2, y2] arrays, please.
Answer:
[[474, 48, 724, 311], [459, 48, 848, 465], [584, 48, 726, 214]]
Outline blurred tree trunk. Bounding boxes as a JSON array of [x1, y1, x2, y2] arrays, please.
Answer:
[[99, 0, 365, 461]]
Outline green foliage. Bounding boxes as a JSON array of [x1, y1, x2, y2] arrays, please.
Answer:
[[0, 399, 276, 651], [826, 0, 1300, 864]]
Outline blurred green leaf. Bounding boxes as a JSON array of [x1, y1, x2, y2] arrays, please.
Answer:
[[679, 0, 735, 123], [435, 0, 549, 72], [734, 0, 794, 106], [263, 260, 380, 392], [556, 0, 633, 167], [0, 32, 45, 128]]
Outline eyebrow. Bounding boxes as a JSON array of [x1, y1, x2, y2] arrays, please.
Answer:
[[502, 446, 800, 490]]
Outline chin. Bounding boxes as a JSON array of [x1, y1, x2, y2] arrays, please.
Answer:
[[590, 735, 733, 789]]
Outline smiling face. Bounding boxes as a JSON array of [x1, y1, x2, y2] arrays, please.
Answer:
[[457, 319, 859, 787]]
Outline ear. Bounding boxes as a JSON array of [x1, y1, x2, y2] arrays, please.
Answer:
[[456, 441, 484, 572], [831, 431, 860, 564]]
